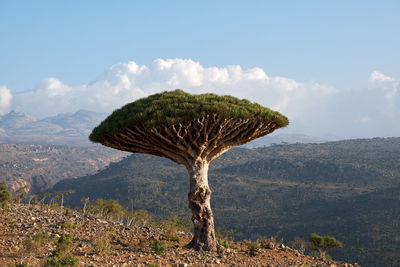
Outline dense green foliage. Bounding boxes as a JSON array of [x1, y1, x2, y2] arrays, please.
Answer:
[[89, 90, 288, 143], [52, 137, 400, 266], [309, 233, 343, 257]]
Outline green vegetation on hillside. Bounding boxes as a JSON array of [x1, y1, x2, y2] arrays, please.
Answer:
[[52, 137, 400, 266]]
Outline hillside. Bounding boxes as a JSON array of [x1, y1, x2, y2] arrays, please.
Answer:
[[0, 203, 356, 266], [52, 137, 400, 266], [0, 144, 126, 193]]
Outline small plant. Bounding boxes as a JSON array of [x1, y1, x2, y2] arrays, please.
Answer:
[[258, 232, 283, 249], [59, 220, 79, 229], [44, 254, 79, 267], [20, 233, 50, 264], [0, 182, 12, 213], [54, 234, 76, 257], [288, 236, 307, 254], [92, 233, 112, 255], [216, 228, 241, 249], [14, 186, 28, 203], [309, 233, 343, 258], [5, 216, 16, 226], [151, 239, 167, 254], [159, 216, 189, 242], [43, 233, 79, 266], [245, 240, 260, 256], [90, 198, 123, 220], [8, 263, 31, 267], [64, 208, 73, 217], [132, 209, 152, 226], [80, 197, 90, 214], [49, 202, 60, 210]]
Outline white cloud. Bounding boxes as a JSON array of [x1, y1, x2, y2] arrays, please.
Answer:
[[10, 58, 335, 121], [0, 85, 13, 114], [368, 71, 399, 103], [6, 60, 400, 138]]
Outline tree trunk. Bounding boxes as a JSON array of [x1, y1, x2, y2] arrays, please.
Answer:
[[187, 160, 220, 251]]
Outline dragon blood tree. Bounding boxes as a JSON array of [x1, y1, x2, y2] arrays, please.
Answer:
[[89, 89, 288, 251]]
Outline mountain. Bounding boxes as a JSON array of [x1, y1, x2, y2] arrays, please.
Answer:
[[0, 110, 107, 146], [242, 133, 326, 148], [52, 137, 400, 267], [41, 109, 106, 136], [0, 110, 36, 129], [0, 144, 126, 194]]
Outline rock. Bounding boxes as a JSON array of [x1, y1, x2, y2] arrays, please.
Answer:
[[267, 242, 275, 249]]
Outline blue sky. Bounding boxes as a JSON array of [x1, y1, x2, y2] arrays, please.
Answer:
[[0, 1, 399, 139]]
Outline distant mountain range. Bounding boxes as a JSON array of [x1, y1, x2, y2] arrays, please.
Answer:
[[0, 110, 106, 146], [0, 110, 326, 147]]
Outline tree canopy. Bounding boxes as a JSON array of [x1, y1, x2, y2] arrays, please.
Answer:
[[89, 90, 288, 143]]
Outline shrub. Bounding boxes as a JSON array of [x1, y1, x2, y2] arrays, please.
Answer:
[[14, 186, 28, 203], [20, 233, 50, 264], [54, 234, 76, 258], [0, 182, 11, 213], [92, 233, 112, 255], [309, 233, 343, 258], [5, 216, 16, 226], [159, 216, 189, 242], [43, 234, 78, 267], [64, 208, 73, 217], [151, 239, 167, 254], [216, 228, 240, 249], [58, 220, 79, 229], [91, 198, 123, 220], [288, 236, 307, 254], [132, 209, 152, 226], [258, 233, 283, 249], [43, 254, 79, 267], [245, 240, 260, 256]]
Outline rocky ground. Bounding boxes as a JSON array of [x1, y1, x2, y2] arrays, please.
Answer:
[[0, 203, 359, 266]]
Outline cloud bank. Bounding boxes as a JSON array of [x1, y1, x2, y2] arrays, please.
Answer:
[[2, 59, 399, 139], [0, 85, 13, 113]]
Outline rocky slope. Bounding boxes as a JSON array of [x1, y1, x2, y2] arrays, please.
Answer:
[[0, 203, 357, 266]]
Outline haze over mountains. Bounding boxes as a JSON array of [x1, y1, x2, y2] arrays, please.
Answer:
[[0, 109, 105, 146], [0, 109, 325, 147]]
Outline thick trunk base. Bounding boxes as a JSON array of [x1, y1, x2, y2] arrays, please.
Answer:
[[187, 186, 220, 251], [186, 161, 221, 252]]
